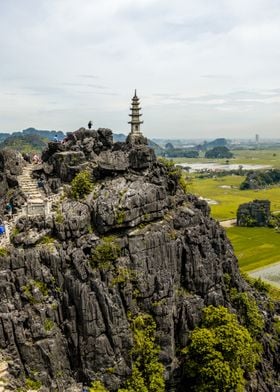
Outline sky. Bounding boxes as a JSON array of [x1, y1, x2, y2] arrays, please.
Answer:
[[1, 0, 280, 139]]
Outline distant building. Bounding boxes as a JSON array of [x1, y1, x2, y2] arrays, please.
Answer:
[[126, 90, 147, 144]]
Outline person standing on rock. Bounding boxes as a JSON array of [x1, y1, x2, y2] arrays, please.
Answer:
[[88, 121, 92, 129], [5, 202, 12, 218]]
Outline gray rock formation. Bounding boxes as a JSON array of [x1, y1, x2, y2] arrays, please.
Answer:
[[0, 129, 279, 391], [237, 199, 271, 226], [0, 149, 24, 197]]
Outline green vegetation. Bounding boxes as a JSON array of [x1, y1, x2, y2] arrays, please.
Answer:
[[22, 280, 49, 304], [0, 247, 8, 257], [44, 318, 55, 332], [182, 305, 260, 392], [116, 208, 126, 224], [91, 236, 121, 270], [111, 267, 135, 287], [240, 169, 280, 190], [230, 289, 264, 336], [119, 313, 165, 392], [39, 235, 55, 245], [0, 134, 47, 154], [171, 148, 280, 168], [70, 170, 94, 200], [242, 272, 280, 301], [191, 175, 280, 220], [164, 149, 199, 158], [55, 209, 64, 224], [11, 227, 20, 239], [89, 381, 109, 392], [33, 280, 49, 296], [226, 227, 280, 272], [25, 377, 42, 390]]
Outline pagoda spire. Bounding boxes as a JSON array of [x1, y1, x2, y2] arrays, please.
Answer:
[[126, 91, 148, 145], [128, 89, 143, 136]]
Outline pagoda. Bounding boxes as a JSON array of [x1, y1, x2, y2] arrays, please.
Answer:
[[126, 90, 147, 144]]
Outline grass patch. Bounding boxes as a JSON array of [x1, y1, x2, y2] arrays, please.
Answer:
[[44, 318, 55, 332], [39, 235, 55, 245], [0, 247, 8, 257], [25, 377, 41, 390], [91, 236, 121, 270], [172, 148, 280, 168], [226, 227, 280, 272], [191, 175, 280, 220]]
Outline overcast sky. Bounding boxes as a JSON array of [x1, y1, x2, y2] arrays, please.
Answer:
[[1, 0, 280, 139]]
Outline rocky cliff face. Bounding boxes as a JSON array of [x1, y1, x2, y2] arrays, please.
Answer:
[[0, 148, 26, 214], [0, 129, 280, 391]]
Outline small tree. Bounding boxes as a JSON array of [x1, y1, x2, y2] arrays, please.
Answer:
[[70, 170, 93, 199], [89, 380, 108, 392], [119, 314, 165, 392], [182, 306, 260, 391]]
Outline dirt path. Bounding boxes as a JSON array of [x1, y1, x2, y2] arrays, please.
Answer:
[[220, 219, 236, 228]]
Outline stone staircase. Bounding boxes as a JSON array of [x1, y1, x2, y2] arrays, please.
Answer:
[[17, 164, 50, 217], [0, 164, 52, 247], [0, 357, 10, 392]]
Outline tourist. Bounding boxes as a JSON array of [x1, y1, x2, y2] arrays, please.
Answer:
[[0, 222, 5, 236], [5, 202, 12, 217], [88, 121, 92, 129], [53, 134, 58, 142], [32, 154, 40, 164], [37, 177, 44, 188]]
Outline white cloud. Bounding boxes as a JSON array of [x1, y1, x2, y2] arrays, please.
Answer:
[[0, 0, 280, 137]]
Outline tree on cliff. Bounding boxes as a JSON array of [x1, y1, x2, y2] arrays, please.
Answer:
[[182, 306, 260, 391]]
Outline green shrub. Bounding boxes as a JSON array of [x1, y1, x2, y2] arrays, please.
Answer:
[[91, 236, 121, 270], [116, 209, 125, 225], [230, 289, 264, 337], [25, 377, 42, 390], [55, 210, 64, 224], [22, 280, 49, 304], [22, 284, 36, 304], [34, 280, 49, 297], [0, 247, 8, 257], [44, 318, 55, 332], [111, 267, 134, 286], [89, 380, 108, 392], [11, 227, 20, 239], [70, 170, 94, 200], [241, 273, 269, 294], [182, 306, 260, 392], [39, 235, 55, 245], [119, 313, 165, 392]]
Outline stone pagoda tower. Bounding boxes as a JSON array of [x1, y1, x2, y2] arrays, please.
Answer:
[[126, 90, 147, 145]]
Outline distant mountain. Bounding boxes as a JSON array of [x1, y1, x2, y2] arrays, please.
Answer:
[[113, 133, 126, 142], [0, 134, 48, 154], [0, 128, 164, 155], [205, 138, 228, 148], [13, 127, 65, 141], [0, 133, 11, 143]]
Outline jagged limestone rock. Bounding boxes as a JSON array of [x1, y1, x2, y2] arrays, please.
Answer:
[[0, 129, 279, 391]]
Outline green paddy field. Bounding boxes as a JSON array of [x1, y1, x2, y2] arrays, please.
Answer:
[[172, 149, 280, 274]]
